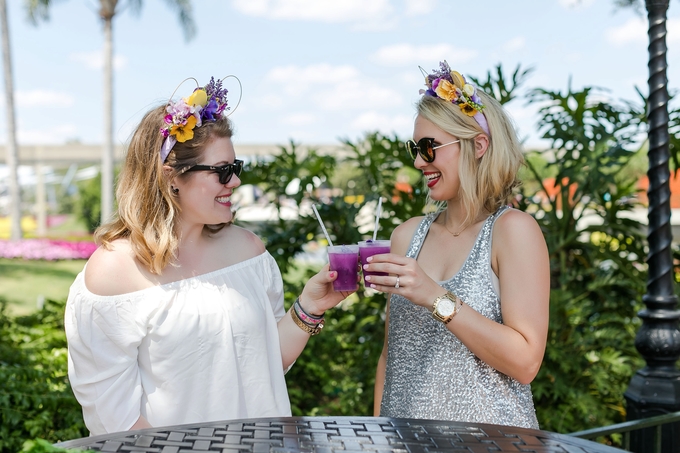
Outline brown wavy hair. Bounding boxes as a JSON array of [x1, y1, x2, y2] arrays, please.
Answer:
[[95, 105, 234, 274]]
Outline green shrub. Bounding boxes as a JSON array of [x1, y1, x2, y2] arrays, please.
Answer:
[[521, 84, 647, 434], [0, 299, 87, 452], [74, 174, 101, 234]]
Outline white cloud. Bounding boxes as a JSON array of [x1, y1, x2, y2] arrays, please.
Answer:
[[404, 0, 436, 16], [17, 124, 79, 144], [282, 113, 316, 126], [70, 51, 127, 70], [313, 79, 401, 111], [372, 43, 477, 67], [263, 64, 404, 113], [267, 64, 360, 96], [231, 0, 393, 23], [503, 36, 526, 52], [605, 17, 680, 46], [558, 0, 595, 9], [605, 17, 646, 45], [13, 90, 75, 108], [668, 18, 680, 42], [350, 111, 413, 134]]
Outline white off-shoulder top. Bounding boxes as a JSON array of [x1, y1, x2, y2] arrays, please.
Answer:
[[65, 251, 290, 436]]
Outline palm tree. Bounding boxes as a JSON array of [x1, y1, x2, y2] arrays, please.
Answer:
[[0, 0, 22, 240], [26, 0, 196, 224]]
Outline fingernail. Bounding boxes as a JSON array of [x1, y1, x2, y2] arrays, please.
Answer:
[[363, 264, 369, 270], [330, 271, 336, 278], [366, 276, 372, 282], [367, 257, 373, 262]]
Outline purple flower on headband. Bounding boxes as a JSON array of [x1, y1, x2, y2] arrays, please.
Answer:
[[160, 76, 235, 161], [205, 77, 228, 104], [202, 98, 219, 122]]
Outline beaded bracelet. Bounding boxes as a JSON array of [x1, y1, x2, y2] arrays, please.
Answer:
[[293, 298, 324, 326], [290, 305, 324, 335]]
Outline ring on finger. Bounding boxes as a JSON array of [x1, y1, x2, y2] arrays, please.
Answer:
[[394, 276, 400, 289]]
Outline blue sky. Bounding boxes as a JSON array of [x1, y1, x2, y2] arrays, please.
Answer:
[[3, 0, 680, 150]]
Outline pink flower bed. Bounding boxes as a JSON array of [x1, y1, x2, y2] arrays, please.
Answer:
[[0, 239, 97, 260]]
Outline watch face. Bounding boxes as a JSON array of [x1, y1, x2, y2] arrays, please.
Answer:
[[437, 298, 456, 317]]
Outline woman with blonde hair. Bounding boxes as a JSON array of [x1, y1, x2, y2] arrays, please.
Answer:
[[65, 77, 351, 435], [366, 62, 550, 428]]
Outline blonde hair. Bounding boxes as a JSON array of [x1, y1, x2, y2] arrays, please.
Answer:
[[416, 91, 524, 227], [95, 105, 234, 274]]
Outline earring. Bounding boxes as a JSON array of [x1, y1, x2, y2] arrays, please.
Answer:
[[172, 186, 179, 194]]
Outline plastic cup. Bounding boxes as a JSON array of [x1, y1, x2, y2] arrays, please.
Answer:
[[358, 240, 391, 286], [328, 245, 359, 292]]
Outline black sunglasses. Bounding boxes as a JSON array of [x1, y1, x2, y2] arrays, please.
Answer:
[[182, 159, 244, 184], [405, 138, 460, 163]]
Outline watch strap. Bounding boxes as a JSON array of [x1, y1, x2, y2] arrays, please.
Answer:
[[432, 291, 463, 324]]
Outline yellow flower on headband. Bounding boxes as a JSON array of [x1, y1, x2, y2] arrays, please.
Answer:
[[171, 115, 197, 142], [186, 88, 208, 107], [434, 79, 458, 102], [459, 103, 477, 117], [450, 71, 466, 90]]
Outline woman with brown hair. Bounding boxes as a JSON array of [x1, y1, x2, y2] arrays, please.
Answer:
[[65, 77, 350, 435]]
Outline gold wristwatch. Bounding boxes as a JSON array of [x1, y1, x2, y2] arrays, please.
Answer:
[[432, 291, 460, 324]]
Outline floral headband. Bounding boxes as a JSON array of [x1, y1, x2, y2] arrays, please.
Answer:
[[419, 61, 490, 136], [160, 76, 241, 162]]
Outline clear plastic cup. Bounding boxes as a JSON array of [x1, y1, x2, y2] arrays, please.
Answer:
[[328, 245, 359, 292], [358, 240, 391, 286]]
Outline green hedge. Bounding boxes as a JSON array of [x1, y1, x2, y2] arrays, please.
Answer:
[[0, 299, 87, 453]]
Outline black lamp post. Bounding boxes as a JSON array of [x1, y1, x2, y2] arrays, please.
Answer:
[[623, 0, 680, 450]]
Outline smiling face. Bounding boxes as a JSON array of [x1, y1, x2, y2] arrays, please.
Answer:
[[174, 135, 241, 228], [413, 114, 463, 203]]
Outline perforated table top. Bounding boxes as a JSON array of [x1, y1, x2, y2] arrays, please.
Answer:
[[56, 416, 625, 452]]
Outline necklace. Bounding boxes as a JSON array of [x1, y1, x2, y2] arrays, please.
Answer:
[[443, 211, 468, 237]]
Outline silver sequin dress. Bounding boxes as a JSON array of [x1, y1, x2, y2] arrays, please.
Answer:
[[380, 206, 539, 429]]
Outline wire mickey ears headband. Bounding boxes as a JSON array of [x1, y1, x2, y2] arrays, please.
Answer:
[[159, 75, 243, 162], [418, 61, 490, 137]]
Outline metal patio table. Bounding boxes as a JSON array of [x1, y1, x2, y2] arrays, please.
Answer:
[[56, 416, 626, 452]]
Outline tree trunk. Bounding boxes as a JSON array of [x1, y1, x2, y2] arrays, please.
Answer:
[[101, 15, 114, 225], [0, 0, 22, 240]]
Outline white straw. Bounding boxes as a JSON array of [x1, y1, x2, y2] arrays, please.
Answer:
[[311, 204, 334, 247], [372, 197, 383, 241]]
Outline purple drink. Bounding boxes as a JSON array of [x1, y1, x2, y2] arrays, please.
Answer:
[[328, 245, 359, 292], [358, 240, 391, 286]]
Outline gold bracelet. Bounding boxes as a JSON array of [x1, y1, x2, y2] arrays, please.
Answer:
[[290, 306, 324, 335]]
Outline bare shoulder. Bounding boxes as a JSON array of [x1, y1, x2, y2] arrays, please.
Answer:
[[391, 216, 426, 256], [84, 238, 151, 296], [215, 225, 266, 261], [494, 208, 541, 234], [492, 208, 548, 262]]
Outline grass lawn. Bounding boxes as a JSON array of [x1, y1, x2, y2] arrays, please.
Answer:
[[0, 258, 86, 316]]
